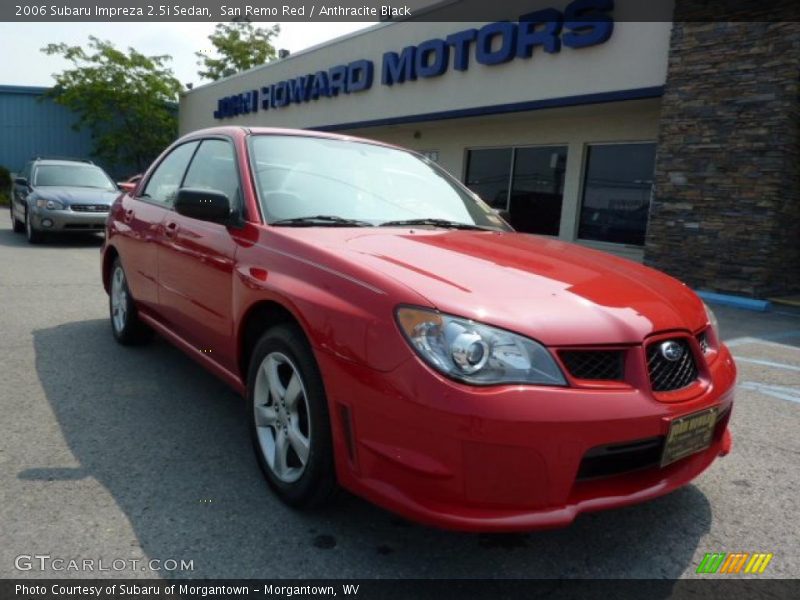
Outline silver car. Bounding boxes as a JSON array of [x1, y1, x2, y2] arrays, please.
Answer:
[[10, 158, 120, 244]]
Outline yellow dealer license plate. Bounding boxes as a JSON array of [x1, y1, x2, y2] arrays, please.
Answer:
[[661, 407, 719, 467]]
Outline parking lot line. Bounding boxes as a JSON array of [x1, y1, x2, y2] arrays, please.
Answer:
[[725, 331, 800, 347], [738, 382, 800, 404], [732, 357, 800, 372]]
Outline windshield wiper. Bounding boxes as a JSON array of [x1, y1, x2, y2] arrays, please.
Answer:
[[270, 215, 374, 227], [379, 218, 494, 231]]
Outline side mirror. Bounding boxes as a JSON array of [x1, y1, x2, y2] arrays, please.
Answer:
[[14, 177, 28, 187], [174, 188, 231, 224]]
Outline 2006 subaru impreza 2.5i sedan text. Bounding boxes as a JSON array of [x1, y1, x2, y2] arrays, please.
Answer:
[[100, 127, 736, 532]]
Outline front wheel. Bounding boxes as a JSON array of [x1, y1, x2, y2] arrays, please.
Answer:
[[109, 258, 152, 345], [11, 203, 23, 233], [25, 209, 44, 243], [248, 324, 337, 508]]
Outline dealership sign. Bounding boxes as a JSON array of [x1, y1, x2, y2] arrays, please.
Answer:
[[212, 0, 615, 119]]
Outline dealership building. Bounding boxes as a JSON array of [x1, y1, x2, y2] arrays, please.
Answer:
[[0, 86, 96, 175], [179, 0, 800, 300], [0, 85, 134, 179]]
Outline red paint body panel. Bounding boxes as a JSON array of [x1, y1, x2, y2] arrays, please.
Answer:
[[318, 345, 735, 531], [102, 127, 736, 531], [110, 197, 168, 310], [158, 214, 238, 370], [275, 228, 707, 346]]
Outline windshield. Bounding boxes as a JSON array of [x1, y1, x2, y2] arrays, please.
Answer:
[[249, 135, 509, 229], [34, 164, 116, 190]]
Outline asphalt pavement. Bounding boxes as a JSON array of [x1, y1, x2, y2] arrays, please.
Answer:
[[0, 220, 798, 580]]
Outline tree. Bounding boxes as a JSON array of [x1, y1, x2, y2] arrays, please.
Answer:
[[42, 37, 183, 173], [197, 19, 280, 81], [0, 165, 11, 206]]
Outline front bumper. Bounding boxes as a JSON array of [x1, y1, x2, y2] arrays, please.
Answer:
[[30, 207, 107, 232], [318, 343, 736, 532]]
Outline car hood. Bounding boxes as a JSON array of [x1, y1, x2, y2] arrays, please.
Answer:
[[280, 228, 707, 346], [34, 187, 119, 205]]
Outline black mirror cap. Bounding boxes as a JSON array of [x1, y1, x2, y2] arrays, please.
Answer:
[[14, 177, 28, 187], [174, 188, 231, 224]]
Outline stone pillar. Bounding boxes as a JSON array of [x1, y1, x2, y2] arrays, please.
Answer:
[[646, 13, 800, 297]]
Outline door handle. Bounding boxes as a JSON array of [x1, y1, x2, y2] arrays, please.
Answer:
[[123, 208, 134, 223], [164, 221, 179, 238]]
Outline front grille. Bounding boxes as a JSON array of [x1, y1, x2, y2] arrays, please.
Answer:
[[71, 204, 109, 213], [559, 350, 624, 381], [646, 338, 698, 392], [577, 437, 664, 480], [697, 331, 709, 354]]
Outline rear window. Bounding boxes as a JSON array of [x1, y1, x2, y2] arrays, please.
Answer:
[[34, 165, 115, 190]]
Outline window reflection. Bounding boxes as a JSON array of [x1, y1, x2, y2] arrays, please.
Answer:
[[465, 146, 568, 235], [578, 143, 656, 246], [510, 147, 567, 236], [465, 148, 512, 210]]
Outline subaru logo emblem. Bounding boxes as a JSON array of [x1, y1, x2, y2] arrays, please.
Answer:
[[660, 341, 684, 362]]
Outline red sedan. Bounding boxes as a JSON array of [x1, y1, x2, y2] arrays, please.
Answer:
[[101, 127, 735, 531]]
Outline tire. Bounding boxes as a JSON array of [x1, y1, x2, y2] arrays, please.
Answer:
[[25, 208, 44, 243], [109, 258, 153, 345], [248, 324, 337, 508], [11, 203, 23, 233]]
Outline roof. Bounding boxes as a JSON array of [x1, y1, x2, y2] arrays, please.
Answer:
[[31, 158, 95, 166], [179, 125, 402, 150], [0, 85, 50, 95]]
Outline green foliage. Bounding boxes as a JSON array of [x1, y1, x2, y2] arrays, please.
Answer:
[[0, 165, 11, 190], [197, 19, 280, 81], [42, 36, 183, 172], [0, 165, 10, 206]]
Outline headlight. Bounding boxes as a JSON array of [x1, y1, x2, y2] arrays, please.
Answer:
[[396, 306, 566, 386], [703, 302, 719, 336], [36, 198, 65, 210]]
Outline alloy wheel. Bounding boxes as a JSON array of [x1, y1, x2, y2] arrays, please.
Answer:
[[110, 265, 128, 333], [253, 351, 312, 483]]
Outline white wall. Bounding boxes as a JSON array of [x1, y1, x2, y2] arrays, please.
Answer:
[[179, 13, 672, 134]]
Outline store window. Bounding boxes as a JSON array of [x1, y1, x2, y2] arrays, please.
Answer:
[[465, 145, 568, 236], [578, 143, 657, 246], [465, 148, 512, 210], [510, 147, 567, 236]]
